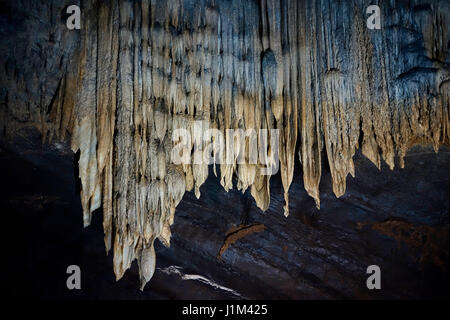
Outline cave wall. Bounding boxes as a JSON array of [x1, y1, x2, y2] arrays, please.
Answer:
[[2, 133, 449, 299], [0, 0, 449, 290]]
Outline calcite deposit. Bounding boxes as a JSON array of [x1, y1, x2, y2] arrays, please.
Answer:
[[0, 0, 448, 289]]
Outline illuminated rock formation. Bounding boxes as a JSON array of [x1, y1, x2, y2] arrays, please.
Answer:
[[1, 0, 448, 289]]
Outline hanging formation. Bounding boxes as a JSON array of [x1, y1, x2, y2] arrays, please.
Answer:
[[46, 0, 449, 289]]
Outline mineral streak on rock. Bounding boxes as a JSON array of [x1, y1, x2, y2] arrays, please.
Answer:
[[217, 223, 266, 260], [358, 218, 450, 270], [0, 0, 448, 289]]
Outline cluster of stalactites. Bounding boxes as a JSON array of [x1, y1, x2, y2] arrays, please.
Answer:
[[48, 0, 449, 289]]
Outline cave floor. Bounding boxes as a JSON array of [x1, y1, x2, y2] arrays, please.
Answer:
[[1, 132, 449, 299]]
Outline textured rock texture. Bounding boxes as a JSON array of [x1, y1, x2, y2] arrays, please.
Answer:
[[0, 0, 449, 291], [1, 135, 449, 299]]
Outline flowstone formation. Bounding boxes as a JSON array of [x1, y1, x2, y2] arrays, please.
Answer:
[[1, 0, 448, 289]]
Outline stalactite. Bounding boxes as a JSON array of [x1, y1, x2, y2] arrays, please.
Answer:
[[21, 0, 450, 289]]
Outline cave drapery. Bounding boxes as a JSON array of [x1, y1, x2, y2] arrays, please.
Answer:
[[1, 0, 449, 289]]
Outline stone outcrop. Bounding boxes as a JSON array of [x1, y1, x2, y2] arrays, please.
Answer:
[[0, 0, 448, 289]]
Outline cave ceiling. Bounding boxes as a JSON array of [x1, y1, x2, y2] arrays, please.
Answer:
[[0, 0, 448, 292]]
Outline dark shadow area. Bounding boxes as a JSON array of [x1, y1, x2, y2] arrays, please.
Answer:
[[1, 129, 449, 299]]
